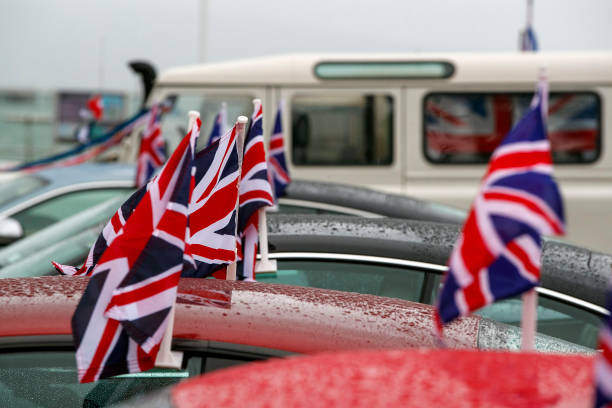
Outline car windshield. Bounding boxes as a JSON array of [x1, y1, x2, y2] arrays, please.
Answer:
[[0, 174, 47, 208]]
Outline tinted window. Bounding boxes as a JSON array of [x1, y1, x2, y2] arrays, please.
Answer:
[[12, 188, 129, 236], [258, 260, 425, 302], [291, 94, 393, 166], [423, 92, 600, 164]]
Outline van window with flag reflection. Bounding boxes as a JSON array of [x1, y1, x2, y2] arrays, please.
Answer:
[[423, 92, 600, 164], [158, 93, 253, 152], [291, 94, 393, 166]]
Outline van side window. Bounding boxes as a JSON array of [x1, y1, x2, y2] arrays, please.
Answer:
[[423, 92, 600, 164], [291, 94, 393, 166]]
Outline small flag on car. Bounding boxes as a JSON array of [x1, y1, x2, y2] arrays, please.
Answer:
[[136, 102, 166, 187], [268, 102, 291, 203], [71, 114, 200, 382], [434, 71, 564, 338], [235, 100, 274, 281]]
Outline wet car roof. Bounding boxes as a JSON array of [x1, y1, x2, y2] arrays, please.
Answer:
[[285, 179, 466, 224], [267, 214, 612, 308]]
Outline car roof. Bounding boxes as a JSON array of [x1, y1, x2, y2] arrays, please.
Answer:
[[0, 276, 587, 354], [0, 163, 135, 214], [163, 349, 592, 408], [267, 214, 612, 309], [284, 179, 466, 224], [157, 51, 612, 87]]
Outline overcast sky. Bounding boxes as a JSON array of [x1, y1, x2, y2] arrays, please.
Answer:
[[2, 0, 611, 91]]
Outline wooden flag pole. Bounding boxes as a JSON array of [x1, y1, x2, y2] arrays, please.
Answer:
[[155, 110, 200, 369], [521, 289, 537, 351], [226, 115, 249, 281]]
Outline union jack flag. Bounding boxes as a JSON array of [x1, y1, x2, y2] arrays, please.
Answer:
[[434, 75, 565, 331], [136, 103, 166, 187], [520, 26, 538, 52], [594, 280, 612, 407], [71, 118, 200, 382], [268, 103, 291, 202], [236, 101, 274, 281], [425, 92, 598, 161], [206, 103, 227, 147], [56, 125, 240, 280], [183, 124, 240, 278]]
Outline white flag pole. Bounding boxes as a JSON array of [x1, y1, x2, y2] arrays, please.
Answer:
[[155, 110, 200, 369], [521, 289, 537, 351], [226, 115, 249, 281]]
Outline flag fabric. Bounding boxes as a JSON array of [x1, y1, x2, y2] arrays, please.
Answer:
[[424, 93, 598, 160], [206, 104, 228, 147], [8, 109, 150, 173], [182, 124, 241, 278], [520, 26, 538, 52], [56, 125, 241, 280], [71, 118, 200, 382], [268, 103, 291, 202], [136, 103, 166, 187], [594, 282, 612, 407], [434, 75, 565, 331], [236, 101, 274, 281], [87, 95, 104, 121]]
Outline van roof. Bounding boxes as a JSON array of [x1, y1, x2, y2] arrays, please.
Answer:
[[158, 52, 612, 87]]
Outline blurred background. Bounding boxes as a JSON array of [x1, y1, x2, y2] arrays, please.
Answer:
[[1, 0, 611, 163]]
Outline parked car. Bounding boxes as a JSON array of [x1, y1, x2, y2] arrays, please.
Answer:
[[1, 211, 607, 350], [0, 276, 588, 407], [0, 163, 135, 244], [119, 348, 594, 408], [0, 179, 464, 275]]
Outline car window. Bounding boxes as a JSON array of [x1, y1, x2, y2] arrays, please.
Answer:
[[0, 342, 289, 407], [429, 274, 601, 349], [11, 188, 130, 237], [291, 94, 393, 166], [423, 92, 600, 164], [258, 260, 426, 302], [0, 175, 47, 207]]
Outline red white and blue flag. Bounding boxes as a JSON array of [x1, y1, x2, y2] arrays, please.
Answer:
[[206, 104, 227, 147], [136, 103, 166, 187], [55, 124, 241, 280], [71, 119, 200, 382], [434, 75, 565, 332], [595, 283, 612, 407], [268, 103, 291, 202], [236, 101, 274, 281], [183, 124, 240, 278]]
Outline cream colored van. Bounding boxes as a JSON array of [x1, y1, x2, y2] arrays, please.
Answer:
[[150, 52, 612, 253]]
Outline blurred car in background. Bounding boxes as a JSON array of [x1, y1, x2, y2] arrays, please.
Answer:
[[0, 277, 588, 407], [0, 163, 135, 245], [0, 179, 464, 276]]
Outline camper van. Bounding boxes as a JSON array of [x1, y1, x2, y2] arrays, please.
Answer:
[[149, 52, 612, 254]]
